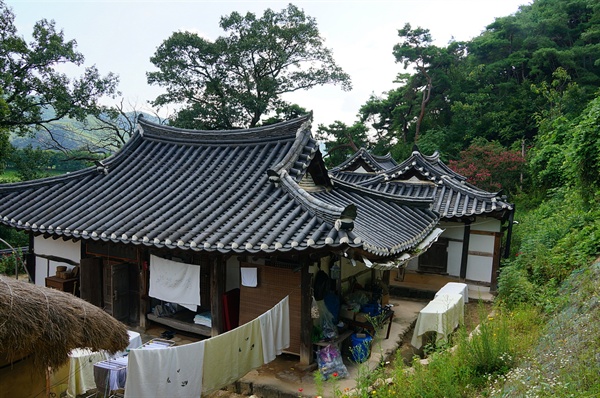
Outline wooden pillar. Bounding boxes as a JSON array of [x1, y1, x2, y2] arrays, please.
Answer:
[[299, 261, 312, 365], [139, 249, 149, 329], [490, 232, 502, 292], [382, 270, 391, 286], [503, 208, 515, 259], [459, 221, 471, 280], [210, 255, 225, 337], [27, 232, 36, 283]]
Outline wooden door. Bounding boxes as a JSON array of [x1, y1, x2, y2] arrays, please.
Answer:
[[418, 238, 449, 274], [103, 262, 130, 321], [80, 257, 103, 307]]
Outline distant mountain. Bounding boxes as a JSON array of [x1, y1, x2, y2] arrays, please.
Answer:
[[10, 108, 159, 150]]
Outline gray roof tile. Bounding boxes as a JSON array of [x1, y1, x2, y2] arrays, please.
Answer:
[[0, 116, 440, 257], [331, 149, 513, 220]]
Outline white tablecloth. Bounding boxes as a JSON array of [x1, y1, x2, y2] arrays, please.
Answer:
[[435, 282, 469, 303], [127, 331, 143, 350], [51, 348, 109, 398], [50, 331, 142, 397], [411, 293, 465, 349]]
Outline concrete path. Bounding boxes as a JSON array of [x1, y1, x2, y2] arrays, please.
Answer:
[[222, 297, 428, 398]]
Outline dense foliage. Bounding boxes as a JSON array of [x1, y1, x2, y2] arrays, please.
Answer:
[[0, 0, 119, 135], [322, 0, 600, 199], [148, 4, 351, 129]]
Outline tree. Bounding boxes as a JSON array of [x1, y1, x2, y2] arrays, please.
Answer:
[[391, 24, 462, 143], [528, 67, 584, 193], [566, 95, 600, 202], [0, 1, 119, 135], [449, 138, 526, 194], [260, 103, 308, 126], [80, 100, 166, 153], [392, 24, 437, 142], [316, 121, 369, 167], [148, 4, 351, 129], [9, 145, 50, 181]]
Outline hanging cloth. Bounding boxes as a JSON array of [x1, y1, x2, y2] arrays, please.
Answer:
[[125, 340, 205, 398], [149, 255, 201, 311]]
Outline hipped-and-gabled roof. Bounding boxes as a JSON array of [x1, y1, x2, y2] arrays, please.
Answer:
[[0, 115, 439, 258], [329, 147, 398, 174], [331, 148, 514, 220]]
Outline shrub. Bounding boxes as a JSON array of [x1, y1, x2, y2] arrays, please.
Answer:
[[496, 265, 538, 309], [0, 249, 25, 276]]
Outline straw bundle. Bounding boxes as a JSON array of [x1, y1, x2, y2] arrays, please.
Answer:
[[0, 276, 129, 370]]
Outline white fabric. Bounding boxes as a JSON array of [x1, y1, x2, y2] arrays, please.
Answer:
[[411, 293, 464, 349], [258, 296, 290, 363], [149, 255, 201, 311], [113, 330, 143, 358], [125, 340, 205, 398], [193, 312, 212, 327], [51, 348, 109, 398], [127, 331, 143, 350], [240, 267, 258, 287], [202, 318, 264, 394], [435, 282, 469, 304]]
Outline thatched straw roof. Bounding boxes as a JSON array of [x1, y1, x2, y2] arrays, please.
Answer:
[[0, 276, 129, 370]]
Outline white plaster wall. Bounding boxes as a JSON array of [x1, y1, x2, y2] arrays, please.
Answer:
[[33, 237, 81, 286], [473, 218, 501, 233], [439, 222, 464, 278], [470, 234, 495, 253], [447, 241, 462, 277], [466, 255, 493, 282], [226, 256, 240, 291], [423, 218, 501, 283], [468, 217, 500, 283], [439, 221, 464, 240]]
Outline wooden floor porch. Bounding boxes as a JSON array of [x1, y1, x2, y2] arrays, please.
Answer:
[[388, 269, 494, 302]]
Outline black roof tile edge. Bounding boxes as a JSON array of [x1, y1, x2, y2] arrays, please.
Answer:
[[277, 171, 345, 224], [137, 114, 312, 144], [331, 177, 435, 208], [329, 148, 387, 174]]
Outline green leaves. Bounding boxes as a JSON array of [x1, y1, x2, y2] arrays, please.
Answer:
[[148, 4, 351, 129], [316, 121, 369, 167], [0, 1, 119, 135]]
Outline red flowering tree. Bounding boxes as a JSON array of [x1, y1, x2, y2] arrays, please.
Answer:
[[449, 139, 525, 193]]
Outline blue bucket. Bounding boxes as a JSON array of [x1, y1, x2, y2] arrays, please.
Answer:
[[350, 333, 372, 363]]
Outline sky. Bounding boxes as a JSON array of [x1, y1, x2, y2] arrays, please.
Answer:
[[7, 0, 531, 129]]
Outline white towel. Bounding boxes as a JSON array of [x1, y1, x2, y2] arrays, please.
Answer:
[[240, 267, 258, 287], [258, 296, 290, 363], [149, 255, 201, 311], [125, 340, 205, 398], [202, 318, 264, 394]]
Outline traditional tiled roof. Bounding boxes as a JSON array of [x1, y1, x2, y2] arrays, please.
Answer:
[[0, 116, 440, 257], [329, 148, 397, 174], [330, 149, 514, 220]]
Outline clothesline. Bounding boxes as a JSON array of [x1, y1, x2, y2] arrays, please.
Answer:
[[123, 295, 290, 398]]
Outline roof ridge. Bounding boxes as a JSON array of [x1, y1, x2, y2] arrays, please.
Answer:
[[137, 114, 312, 144], [268, 116, 314, 176], [329, 147, 388, 173], [331, 177, 435, 208], [278, 171, 347, 225]]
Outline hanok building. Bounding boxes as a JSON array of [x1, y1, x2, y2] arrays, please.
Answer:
[[0, 115, 442, 364], [330, 147, 515, 291]]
